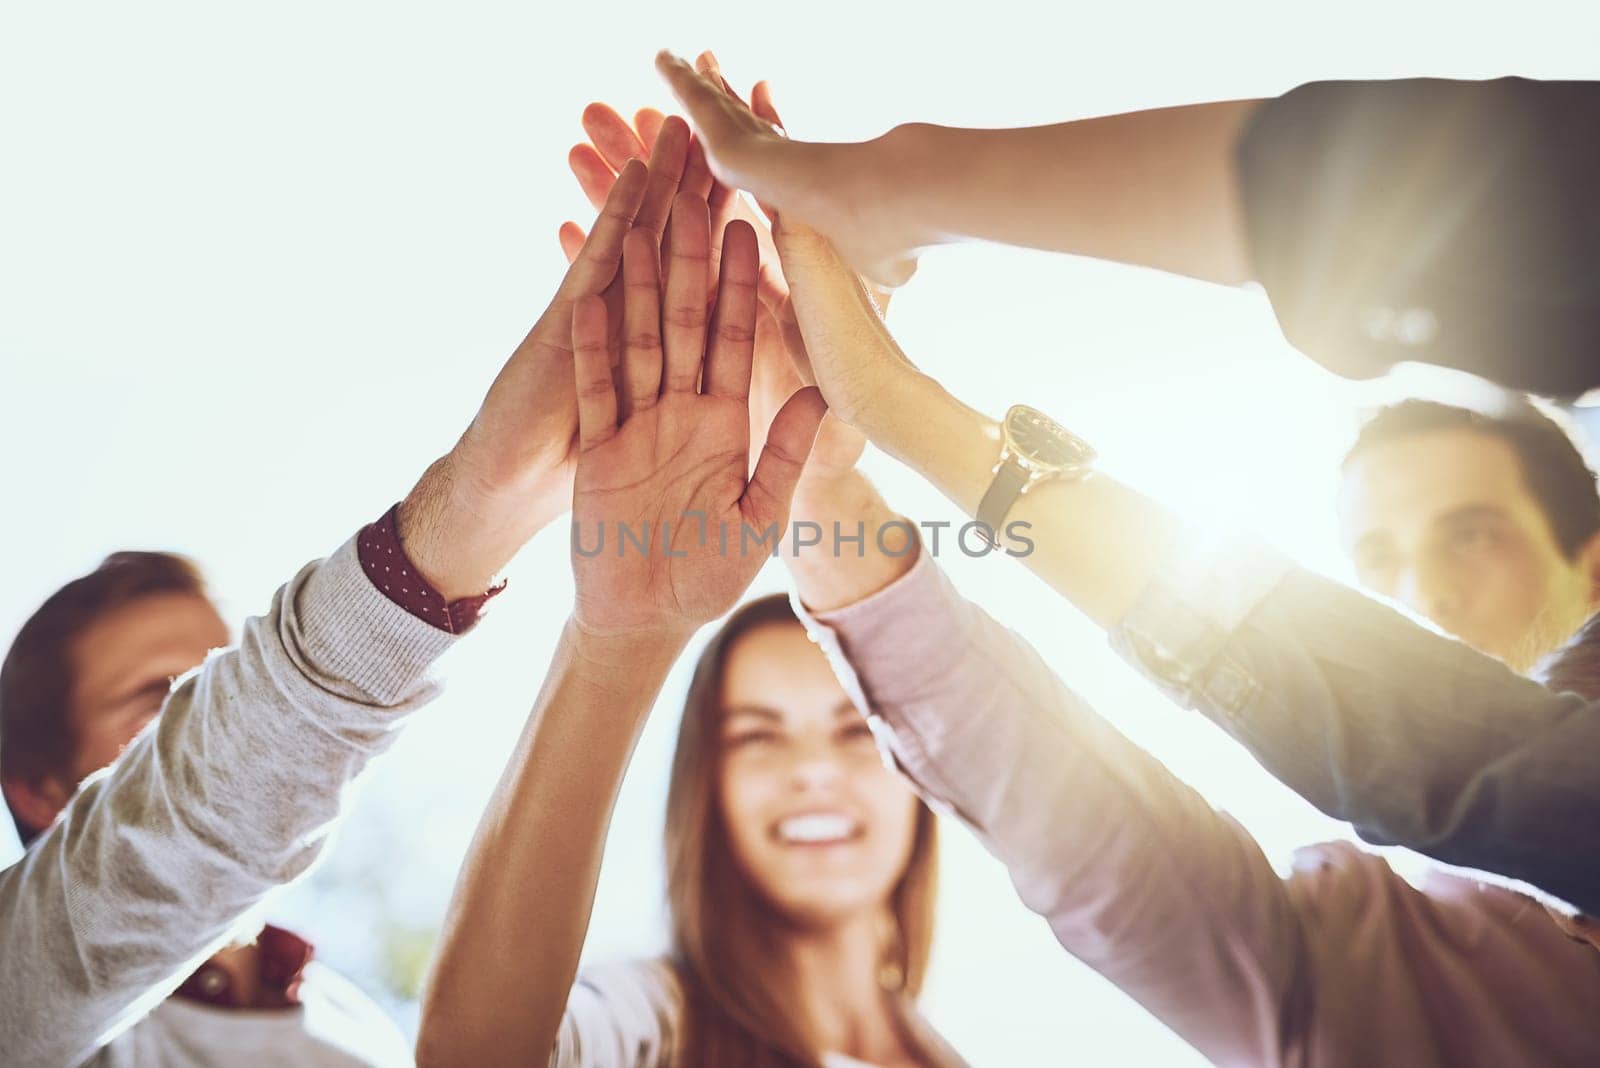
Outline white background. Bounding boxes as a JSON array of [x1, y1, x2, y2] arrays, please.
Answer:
[[3, 2, 1598, 1063]]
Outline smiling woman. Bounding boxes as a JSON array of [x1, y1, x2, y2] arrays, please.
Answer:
[[663, 594, 945, 1067]]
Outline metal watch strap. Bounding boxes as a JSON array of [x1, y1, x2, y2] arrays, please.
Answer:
[[976, 458, 1030, 545]]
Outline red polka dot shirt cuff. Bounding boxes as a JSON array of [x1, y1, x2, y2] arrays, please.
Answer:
[[358, 504, 504, 634]]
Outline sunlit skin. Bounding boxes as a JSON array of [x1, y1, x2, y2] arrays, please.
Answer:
[[717, 620, 919, 928], [1338, 429, 1600, 673]]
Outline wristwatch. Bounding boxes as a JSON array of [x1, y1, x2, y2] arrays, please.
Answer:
[[976, 405, 1097, 545]]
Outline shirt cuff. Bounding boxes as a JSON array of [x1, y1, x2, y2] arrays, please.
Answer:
[[790, 537, 969, 720], [1108, 529, 1293, 714], [357, 504, 505, 634], [791, 536, 957, 689]]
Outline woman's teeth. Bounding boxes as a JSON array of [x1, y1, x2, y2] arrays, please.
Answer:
[[776, 813, 860, 844]]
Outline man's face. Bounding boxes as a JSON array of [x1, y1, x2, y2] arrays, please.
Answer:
[[61, 592, 230, 792], [1338, 428, 1597, 672]]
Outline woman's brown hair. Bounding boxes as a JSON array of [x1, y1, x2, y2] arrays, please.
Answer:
[[663, 594, 938, 1067]]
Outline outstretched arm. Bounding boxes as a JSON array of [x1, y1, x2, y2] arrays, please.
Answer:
[[772, 206, 1600, 916], [0, 126, 690, 1068], [660, 60, 1600, 396], [416, 199, 824, 1067], [656, 50, 1258, 288]]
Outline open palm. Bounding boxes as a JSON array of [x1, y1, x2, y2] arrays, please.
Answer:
[[450, 117, 692, 535], [570, 195, 825, 638], [560, 89, 888, 501]]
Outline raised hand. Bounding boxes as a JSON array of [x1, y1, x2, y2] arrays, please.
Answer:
[[398, 120, 693, 599], [561, 93, 787, 311], [569, 194, 826, 639], [559, 81, 883, 504], [655, 49, 925, 289], [762, 208, 926, 441]]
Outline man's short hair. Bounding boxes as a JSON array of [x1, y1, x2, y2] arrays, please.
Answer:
[[1342, 398, 1600, 559], [1, 552, 208, 845]]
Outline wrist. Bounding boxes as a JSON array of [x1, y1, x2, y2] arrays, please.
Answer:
[[846, 363, 943, 446], [398, 454, 535, 602], [858, 375, 1002, 516], [863, 124, 945, 248], [567, 615, 692, 678]]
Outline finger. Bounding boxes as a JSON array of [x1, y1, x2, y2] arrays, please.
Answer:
[[581, 102, 648, 173], [569, 143, 618, 212], [680, 134, 732, 302], [634, 108, 667, 152], [661, 192, 711, 393], [679, 133, 716, 200], [733, 83, 792, 228], [636, 115, 691, 242], [702, 220, 760, 400], [696, 51, 741, 103], [572, 294, 619, 449], [620, 228, 665, 412], [655, 50, 741, 146], [743, 386, 827, 528], [749, 81, 787, 132], [559, 222, 588, 265], [772, 296, 815, 386], [560, 159, 648, 300]]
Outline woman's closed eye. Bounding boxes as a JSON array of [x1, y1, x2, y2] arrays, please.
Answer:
[[725, 728, 783, 749], [835, 721, 874, 745]]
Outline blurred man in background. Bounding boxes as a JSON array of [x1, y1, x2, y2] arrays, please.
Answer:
[[1, 552, 412, 1066]]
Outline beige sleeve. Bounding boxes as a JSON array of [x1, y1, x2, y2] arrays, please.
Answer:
[[549, 959, 685, 1068]]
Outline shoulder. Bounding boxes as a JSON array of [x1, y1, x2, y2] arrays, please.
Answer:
[[553, 957, 686, 1068], [570, 957, 684, 1013]]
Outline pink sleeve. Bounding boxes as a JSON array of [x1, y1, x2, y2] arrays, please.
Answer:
[[798, 545, 1313, 1067]]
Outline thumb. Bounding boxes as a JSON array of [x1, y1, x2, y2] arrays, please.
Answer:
[[742, 386, 827, 529], [772, 216, 882, 335]]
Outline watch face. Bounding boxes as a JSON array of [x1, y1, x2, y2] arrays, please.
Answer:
[[1004, 405, 1096, 470]]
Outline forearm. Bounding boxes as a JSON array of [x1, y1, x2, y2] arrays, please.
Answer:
[[1116, 553, 1600, 913], [785, 471, 917, 613], [801, 552, 1307, 1064], [417, 620, 687, 1068], [856, 371, 1183, 629], [868, 102, 1261, 284], [0, 538, 453, 1067]]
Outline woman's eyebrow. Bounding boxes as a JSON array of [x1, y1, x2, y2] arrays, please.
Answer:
[[721, 704, 783, 722]]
